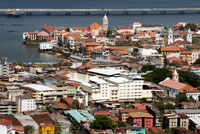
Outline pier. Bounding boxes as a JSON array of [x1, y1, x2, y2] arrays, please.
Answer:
[[2, 8, 200, 16]]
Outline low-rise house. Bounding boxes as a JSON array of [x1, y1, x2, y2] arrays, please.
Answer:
[[171, 127, 198, 134], [192, 49, 200, 63], [179, 102, 200, 109], [163, 113, 189, 131], [15, 115, 39, 134], [146, 105, 163, 127], [39, 123, 55, 134], [39, 42, 54, 51], [64, 110, 95, 126], [50, 114, 71, 134], [119, 109, 147, 122], [127, 112, 154, 128], [0, 114, 24, 134], [189, 117, 200, 133], [0, 100, 17, 114], [0, 119, 14, 134], [94, 111, 111, 117], [31, 114, 54, 126], [174, 109, 200, 118]]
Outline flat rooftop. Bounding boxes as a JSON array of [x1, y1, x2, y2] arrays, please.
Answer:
[[89, 77, 108, 84], [175, 109, 200, 114], [87, 68, 126, 76], [107, 77, 129, 83], [23, 84, 55, 91]]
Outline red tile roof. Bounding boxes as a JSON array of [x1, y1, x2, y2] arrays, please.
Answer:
[[60, 97, 74, 105], [90, 23, 102, 30], [109, 117, 119, 122], [161, 47, 183, 51], [0, 119, 12, 125], [118, 25, 132, 29], [95, 111, 111, 116], [159, 78, 194, 92], [119, 109, 147, 113], [52, 101, 67, 110], [42, 24, 57, 33], [31, 114, 53, 125], [67, 82, 80, 87], [129, 112, 153, 118], [0, 115, 24, 131], [47, 37, 55, 40]]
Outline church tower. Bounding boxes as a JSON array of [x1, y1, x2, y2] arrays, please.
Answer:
[[103, 14, 108, 31], [172, 69, 179, 82], [168, 28, 173, 45], [187, 28, 192, 43]]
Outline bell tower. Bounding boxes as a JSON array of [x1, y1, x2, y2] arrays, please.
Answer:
[[172, 69, 179, 82], [103, 14, 108, 31], [187, 28, 192, 43], [168, 28, 173, 45]]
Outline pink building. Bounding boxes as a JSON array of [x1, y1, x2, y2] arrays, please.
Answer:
[[128, 112, 154, 128]]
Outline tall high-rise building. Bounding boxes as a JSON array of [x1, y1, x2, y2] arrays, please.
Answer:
[[0, 57, 9, 76]]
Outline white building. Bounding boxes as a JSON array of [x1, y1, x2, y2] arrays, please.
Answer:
[[16, 96, 36, 114], [138, 48, 158, 59], [0, 119, 14, 134], [135, 25, 164, 33], [175, 109, 200, 119], [79, 68, 153, 102], [96, 36, 116, 45], [132, 21, 142, 33], [39, 42, 54, 51], [22, 84, 68, 104], [192, 50, 200, 63], [0, 57, 9, 76]]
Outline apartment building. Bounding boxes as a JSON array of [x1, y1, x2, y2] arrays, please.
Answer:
[[16, 96, 36, 114], [163, 113, 189, 131], [22, 84, 68, 104], [0, 57, 9, 76]]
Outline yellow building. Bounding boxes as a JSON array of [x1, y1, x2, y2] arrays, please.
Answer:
[[83, 42, 100, 57], [39, 123, 55, 134]]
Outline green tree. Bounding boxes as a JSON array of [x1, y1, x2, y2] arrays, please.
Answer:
[[193, 58, 200, 65], [141, 65, 155, 72], [66, 27, 70, 32], [153, 102, 165, 113], [117, 121, 126, 127], [141, 98, 148, 103], [106, 29, 113, 37], [178, 70, 200, 87], [165, 103, 175, 109], [69, 99, 79, 109], [24, 125, 35, 134], [185, 23, 197, 31], [143, 68, 172, 84], [53, 120, 61, 134], [176, 94, 188, 103], [70, 120, 79, 134], [192, 38, 200, 44], [91, 116, 116, 130]]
